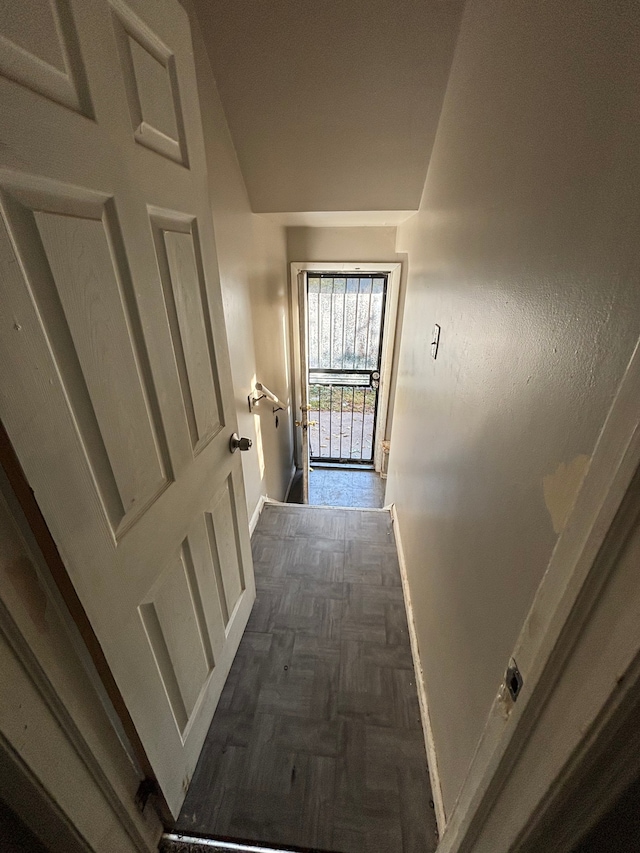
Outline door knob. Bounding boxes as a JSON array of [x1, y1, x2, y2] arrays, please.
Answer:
[[229, 433, 252, 453]]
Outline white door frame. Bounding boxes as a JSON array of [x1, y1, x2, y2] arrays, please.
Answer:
[[296, 270, 310, 503], [0, 459, 163, 850], [289, 262, 402, 475]]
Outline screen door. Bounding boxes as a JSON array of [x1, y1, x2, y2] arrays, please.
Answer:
[[306, 273, 387, 465]]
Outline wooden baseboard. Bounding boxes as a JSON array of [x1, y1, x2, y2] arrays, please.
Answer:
[[390, 503, 447, 835], [248, 495, 266, 537], [283, 464, 297, 502]]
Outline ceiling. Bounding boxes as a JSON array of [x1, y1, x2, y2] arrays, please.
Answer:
[[192, 0, 464, 215]]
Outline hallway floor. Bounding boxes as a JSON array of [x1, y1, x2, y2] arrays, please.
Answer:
[[176, 504, 437, 853], [288, 468, 387, 508], [309, 468, 386, 508]]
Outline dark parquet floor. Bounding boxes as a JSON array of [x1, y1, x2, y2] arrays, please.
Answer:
[[176, 504, 437, 853]]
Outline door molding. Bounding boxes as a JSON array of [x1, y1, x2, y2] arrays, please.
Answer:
[[0, 597, 156, 853], [0, 420, 171, 827], [289, 262, 402, 474], [0, 441, 164, 850]]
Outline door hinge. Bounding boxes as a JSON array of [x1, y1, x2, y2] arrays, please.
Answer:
[[135, 777, 159, 813]]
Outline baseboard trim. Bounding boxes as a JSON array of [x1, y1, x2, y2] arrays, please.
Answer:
[[390, 502, 447, 835], [283, 464, 297, 502], [248, 495, 267, 537]]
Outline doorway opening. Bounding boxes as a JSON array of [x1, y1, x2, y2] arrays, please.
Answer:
[[290, 264, 401, 508], [306, 272, 388, 507], [307, 273, 387, 466]]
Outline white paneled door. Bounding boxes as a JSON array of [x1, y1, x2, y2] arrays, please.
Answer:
[[0, 0, 255, 816]]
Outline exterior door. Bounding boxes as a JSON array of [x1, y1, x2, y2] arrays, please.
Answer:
[[0, 0, 254, 817], [306, 273, 388, 465], [297, 271, 310, 502]]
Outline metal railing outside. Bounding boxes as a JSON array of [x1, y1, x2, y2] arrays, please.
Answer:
[[307, 274, 387, 464]]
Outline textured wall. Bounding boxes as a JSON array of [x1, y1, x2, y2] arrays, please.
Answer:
[[186, 1, 295, 515], [387, 0, 640, 816]]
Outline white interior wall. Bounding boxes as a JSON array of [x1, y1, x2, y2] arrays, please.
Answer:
[[386, 0, 640, 819], [185, 0, 295, 517], [250, 216, 296, 500], [287, 225, 399, 263], [468, 476, 640, 851]]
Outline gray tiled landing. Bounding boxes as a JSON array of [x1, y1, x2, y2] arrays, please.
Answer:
[[177, 504, 437, 853], [308, 467, 386, 508]]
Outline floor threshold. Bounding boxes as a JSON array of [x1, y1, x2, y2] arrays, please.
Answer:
[[310, 463, 374, 471], [268, 497, 391, 513], [161, 833, 322, 852]]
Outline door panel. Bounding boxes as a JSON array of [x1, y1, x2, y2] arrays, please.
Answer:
[[140, 544, 214, 731], [34, 205, 171, 525], [0, 0, 255, 817], [207, 476, 246, 622], [149, 209, 223, 453], [0, 0, 92, 115], [111, 0, 189, 165]]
